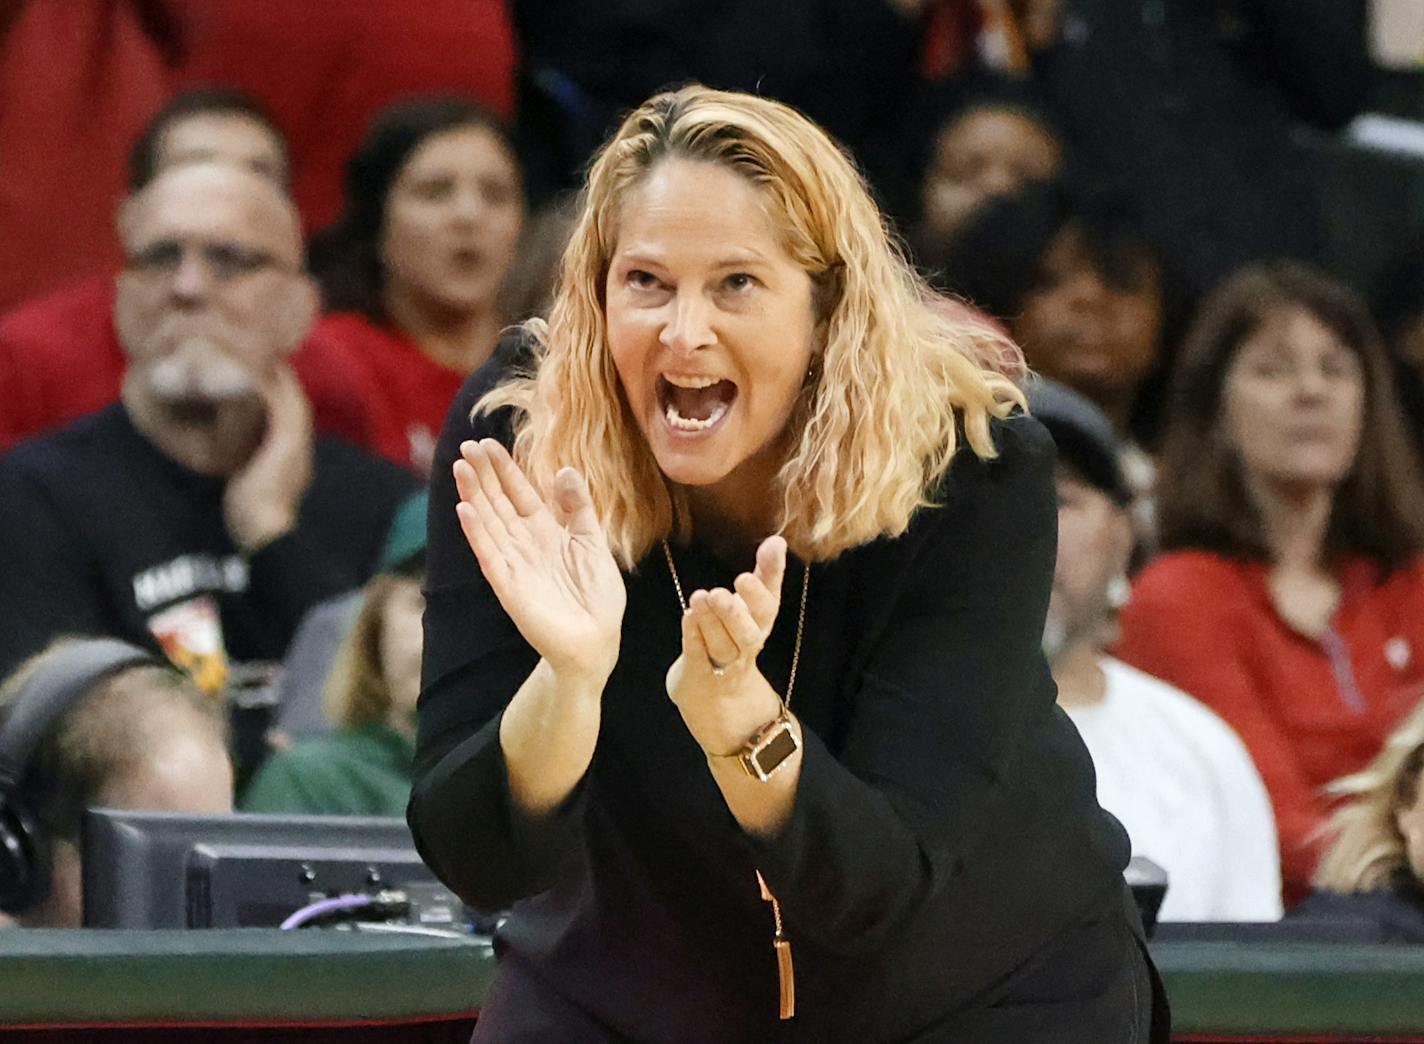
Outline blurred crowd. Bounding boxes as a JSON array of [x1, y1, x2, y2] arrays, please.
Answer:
[[4, 0, 1424, 940]]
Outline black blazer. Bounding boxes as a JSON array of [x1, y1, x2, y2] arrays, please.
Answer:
[[410, 356, 1143, 1042]]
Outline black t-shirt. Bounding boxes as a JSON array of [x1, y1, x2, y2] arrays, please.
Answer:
[[410, 364, 1134, 1042], [0, 404, 415, 681]]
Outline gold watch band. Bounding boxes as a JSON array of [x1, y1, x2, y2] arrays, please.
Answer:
[[708, 708, 799, 781]]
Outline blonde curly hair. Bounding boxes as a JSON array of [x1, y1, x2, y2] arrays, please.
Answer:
[[478, 85, 1024, 566], [323, 574, 410, 730], [1314, 699, 1424, 892]]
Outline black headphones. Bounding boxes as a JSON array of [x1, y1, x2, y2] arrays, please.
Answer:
[[0, 639, 165, 915]]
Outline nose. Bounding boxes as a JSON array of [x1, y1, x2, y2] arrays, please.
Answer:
[[978, 162, 1019, 198], [450, 184, 486, 225], [170, 249, 212, 305], [1060, 268, 1110, 314], [658, 292, 716, 353], [1294, 364, 1331, 400]]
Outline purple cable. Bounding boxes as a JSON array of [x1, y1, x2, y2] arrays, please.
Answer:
[[279, 893, 377, 930]]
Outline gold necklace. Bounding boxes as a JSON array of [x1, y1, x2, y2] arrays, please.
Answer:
[[659, 537, 808, 1021], [659, 539, 809, 706]]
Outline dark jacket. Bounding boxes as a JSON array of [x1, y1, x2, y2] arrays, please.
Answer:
[[409, 357, 1152, 1041]]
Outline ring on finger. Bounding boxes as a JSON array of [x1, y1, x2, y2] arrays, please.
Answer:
[[708, 656, 730, 677]]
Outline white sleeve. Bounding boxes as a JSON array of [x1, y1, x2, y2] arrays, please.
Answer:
[[1210, 727, 1285, 921]]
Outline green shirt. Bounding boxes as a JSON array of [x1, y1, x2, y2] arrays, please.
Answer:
[[241, 722, 414, 817]]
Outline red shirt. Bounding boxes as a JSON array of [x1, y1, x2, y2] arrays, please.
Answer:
[[175, 0, 516, 233], [1113, 550, 1424, 903], [0, 277, 373, 453], [312, 312, 475, 476], [0, 1, 515, 311], [0, 2, 173, 311]]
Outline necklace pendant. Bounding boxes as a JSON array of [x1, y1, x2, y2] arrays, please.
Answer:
[[773, 935, 795, 1019], [756, 870, 795, 1019]]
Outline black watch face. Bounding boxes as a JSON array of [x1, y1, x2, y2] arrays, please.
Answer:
[[754, 724, 799, 775]]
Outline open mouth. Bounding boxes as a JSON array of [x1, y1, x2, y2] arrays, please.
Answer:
[[161, 397, 222, 427], [451, 247, 484, 271], [656, 374, 738, 433]]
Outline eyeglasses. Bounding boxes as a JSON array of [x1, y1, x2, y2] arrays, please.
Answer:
[[125, 239, 285, 283]]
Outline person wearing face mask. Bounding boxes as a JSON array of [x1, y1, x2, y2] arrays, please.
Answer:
[[1294, 699, 1424, 941], [410, 86, 1166, 1042], [1115, 263, 1424, 907], [0, 163, 414, 730], [1032, 378, 1281, 923], [308, 98, 526, 477]]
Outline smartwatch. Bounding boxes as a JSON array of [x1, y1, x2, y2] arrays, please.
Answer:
[[737, 710, 800, 781]]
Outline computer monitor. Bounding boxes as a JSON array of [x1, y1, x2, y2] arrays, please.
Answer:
[[81, 809, 440, 928]]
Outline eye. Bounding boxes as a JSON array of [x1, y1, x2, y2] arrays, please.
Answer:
[[478, 177, 518, 209], [409, 176, 454, 203], [723, 273, 758, 293], [1243, 352, 1289, 378], [128, 240, 184, 273], [627, 270, 661, 290], [205, 243, 274, 280], [1321, 350, 1360, 381]]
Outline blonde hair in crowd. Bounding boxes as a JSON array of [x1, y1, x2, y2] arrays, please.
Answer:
[[1314, 700, 1424, 892], [478, 85, 1025, 566], [323, 575, 406, 730]]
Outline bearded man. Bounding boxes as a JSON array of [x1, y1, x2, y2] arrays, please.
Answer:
[[0, 87, 373, 454], [0, 162, 413, 708]]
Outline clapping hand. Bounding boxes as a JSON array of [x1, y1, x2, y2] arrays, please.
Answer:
[[454, 439, 626, 687], [666, 535, 788, 756]]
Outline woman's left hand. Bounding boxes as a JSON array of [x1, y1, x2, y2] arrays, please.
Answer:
[[665, 535, 789, 756]]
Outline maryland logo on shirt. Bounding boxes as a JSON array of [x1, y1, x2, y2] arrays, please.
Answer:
[[132, 553, 248, 613], [134, 554, 248, 695], [146, 595, 230, 695]]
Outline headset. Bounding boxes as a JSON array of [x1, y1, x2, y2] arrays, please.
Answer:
[[0, 639, 165, 915]]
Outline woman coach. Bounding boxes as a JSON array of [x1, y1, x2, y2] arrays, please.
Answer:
[[408, 85, 1164, 1042]]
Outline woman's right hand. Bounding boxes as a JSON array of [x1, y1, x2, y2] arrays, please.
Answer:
[[454, 439, 626, 686]]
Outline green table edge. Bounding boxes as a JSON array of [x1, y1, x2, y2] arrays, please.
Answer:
[[1154, 940, 1424, 1035], [0, 930, 496, 1025], [4, 933, 1424, 1033]]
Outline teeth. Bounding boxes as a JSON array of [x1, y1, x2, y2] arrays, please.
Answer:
[[665, 400, 729, 431], [664, 374, 722, 389]]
